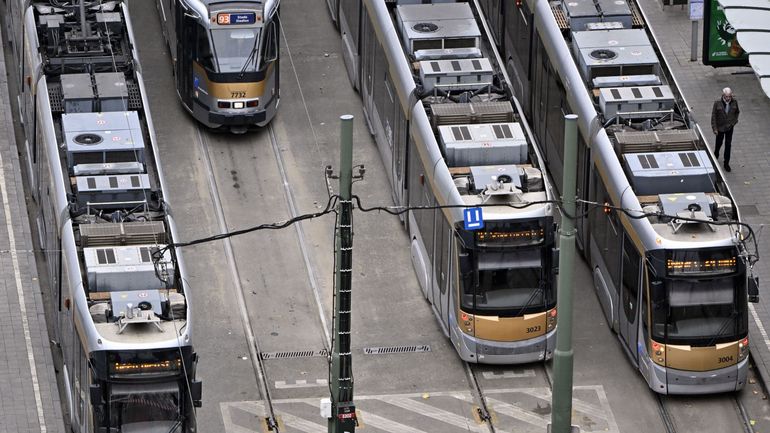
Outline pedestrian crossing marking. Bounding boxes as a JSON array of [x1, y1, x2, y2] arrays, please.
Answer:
[[481, 369, 537, 380], [221, 386, 619, 433]]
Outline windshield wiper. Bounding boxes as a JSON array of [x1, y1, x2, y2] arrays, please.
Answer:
[[704, 309, 740, 348], [166, 419, 182, 433], [238, 36, 260, 79], [512, 283, 546, 318]]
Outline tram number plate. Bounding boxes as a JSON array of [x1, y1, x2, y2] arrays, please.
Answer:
[[217, 12, 257, 25], [231, 91, 246, 98], [718, 356, 734, 364], [526, 325, 542, 333]]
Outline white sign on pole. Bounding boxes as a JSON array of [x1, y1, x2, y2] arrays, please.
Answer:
[[689, 0, 704, 21]]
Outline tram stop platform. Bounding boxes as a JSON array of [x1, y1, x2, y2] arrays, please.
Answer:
[[0, 23, 66, 433], [637, 0, 770, 395]]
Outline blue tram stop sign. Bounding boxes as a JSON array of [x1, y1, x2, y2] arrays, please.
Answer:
[[463, 207, 484, 230]]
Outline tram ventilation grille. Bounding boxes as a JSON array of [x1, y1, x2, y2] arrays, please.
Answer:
[[628, 0, 645, 28], [363, 345, 431, 355], [260, 349, 328, 360], [48, 82, 141, 112], [615, 129, 698, 155], [126, 81, 143, 110], [551, 5, 569, 31], [431, 101, 514, 127], [49, 83, 65, 113]]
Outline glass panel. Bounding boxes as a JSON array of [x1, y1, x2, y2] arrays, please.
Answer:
[[109, 382, 181, 430], [211, 28, 260, 73], [462, 263, 544, 313]]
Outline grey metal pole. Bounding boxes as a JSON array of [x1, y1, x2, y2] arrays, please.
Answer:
[[79, 0, 88, 38], [550, 114, 579, 433], [329, 115, 357, 433], [691, 20, 699, 61]]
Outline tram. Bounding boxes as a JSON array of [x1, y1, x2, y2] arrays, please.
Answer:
[[155, 0, 280, 133], [6, 0, 202, 430], [477, 0, 760, 392], [329, 0, 559, 364]]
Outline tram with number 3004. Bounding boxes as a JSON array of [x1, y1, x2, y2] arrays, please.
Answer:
[[155, 0, 280, 133], [329, 0, 560, 364], [6, 0, 201, 430], [477, 0, 760, 393]]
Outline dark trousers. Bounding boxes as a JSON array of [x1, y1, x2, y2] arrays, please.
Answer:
[[715, 128, 734, 163]]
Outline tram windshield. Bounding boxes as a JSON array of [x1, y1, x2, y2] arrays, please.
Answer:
[[109, 382, 182, 432], [461, 249, 548, 315], [211, 28, 260, 73], [652, 248, 748, 345]]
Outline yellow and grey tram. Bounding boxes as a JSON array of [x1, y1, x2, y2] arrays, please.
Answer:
[[156, 0, 280, 132], [332, 0, 559, 364], [478, 0, 760, 392]]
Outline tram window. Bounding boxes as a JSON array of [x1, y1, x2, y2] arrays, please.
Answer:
[[621, 235, 641, 321], [263, 22, 278, 63], [211, 28, 258, 72], [196, 26, 215, 71]]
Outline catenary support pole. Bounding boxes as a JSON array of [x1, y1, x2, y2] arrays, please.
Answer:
[[550, 114, 579, 433], [329, 115, 357, 433], [691, 20, 699, 61]]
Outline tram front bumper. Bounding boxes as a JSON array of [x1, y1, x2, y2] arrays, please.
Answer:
[[648, 357, 748, 394], [451, 326, 556, 364]]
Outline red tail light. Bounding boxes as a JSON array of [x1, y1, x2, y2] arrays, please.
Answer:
[[247, 99, 259, 107], [218, 101, 231, 108], [550, 308, 557, 317]]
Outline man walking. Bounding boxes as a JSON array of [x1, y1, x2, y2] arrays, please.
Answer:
[[711, 87, 740, 172]]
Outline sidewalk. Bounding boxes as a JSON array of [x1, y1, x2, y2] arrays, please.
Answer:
[[636, 0, 770, 393], [0, 20, 65, 433]]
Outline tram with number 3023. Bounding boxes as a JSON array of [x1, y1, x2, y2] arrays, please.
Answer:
[[6, 0, 201, 430], [329, 0, 561, 364], [477, 0, 760, 393], [155, 0, 280, 133]]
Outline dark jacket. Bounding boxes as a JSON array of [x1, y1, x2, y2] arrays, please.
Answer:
[[711, 97, 740, 133]]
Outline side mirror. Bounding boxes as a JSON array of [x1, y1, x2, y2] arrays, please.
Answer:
[[190, 379, 203, 408], [748, 275, 759, 303], [90, 384, 102, 406]]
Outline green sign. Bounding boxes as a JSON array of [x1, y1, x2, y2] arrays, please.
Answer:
[[702, 0, 749, 67]]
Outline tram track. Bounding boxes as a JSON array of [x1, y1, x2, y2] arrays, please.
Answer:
[[194, 117, 334, 432], [195, 127, 281, 430], [655, 390, 756, 433]]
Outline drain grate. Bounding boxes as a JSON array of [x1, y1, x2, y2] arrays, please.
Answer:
[[260, 349, 328, 360], [364, 345, 431, 355]]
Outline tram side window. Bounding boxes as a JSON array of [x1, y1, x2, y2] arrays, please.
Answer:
[[196, 25, 215, 71], [408, 145, 435, 260], [589, 169, 622, 291], [262, 21, 278, 64], [621, 235, 641, 321]]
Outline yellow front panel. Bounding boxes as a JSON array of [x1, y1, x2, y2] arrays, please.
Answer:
[[473, 312, 547, 342], [664, 341, 739, 371], [192, 62, 269, 99]]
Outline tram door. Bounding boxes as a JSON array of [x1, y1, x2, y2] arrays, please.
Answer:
[[175, 4, 195, 109], [620, 234, 641, 360]]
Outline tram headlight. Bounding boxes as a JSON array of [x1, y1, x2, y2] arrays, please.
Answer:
[[547, 308, 557, 332], [459, 312, 474, 334], [233, 101, 245, 109], [651, 340, 666, 366], [738, 337, 749, 362]]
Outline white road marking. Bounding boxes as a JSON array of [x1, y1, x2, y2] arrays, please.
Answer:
[[379, 397, 489, 433], [481, 369, 536, 380], [749, 303, 770, 353], [357, 409, 428, 433], [275, 379, 328, 389], [0, 106, 47, 432], [484, 397, 549, 428]]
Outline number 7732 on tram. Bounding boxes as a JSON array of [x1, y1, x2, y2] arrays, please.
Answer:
[[156, 0, 280, 133]]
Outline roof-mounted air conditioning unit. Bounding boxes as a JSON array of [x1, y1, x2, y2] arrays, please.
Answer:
[[75, 174, 151, 209], [63, 111, 145, 172], [572, 29, 658, 81], [439, 122, 527, 167], [623, 150, 716, 195], [80, 221, 167, 247], [599, 85, 675, 118], [396, 2, 481, 57], [84, 245, 174, 292], [419, 58, 494, 92]]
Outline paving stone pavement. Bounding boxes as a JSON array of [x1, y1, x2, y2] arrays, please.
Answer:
[[0, 19, 65, 433], [636, 0, 770, 393]]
